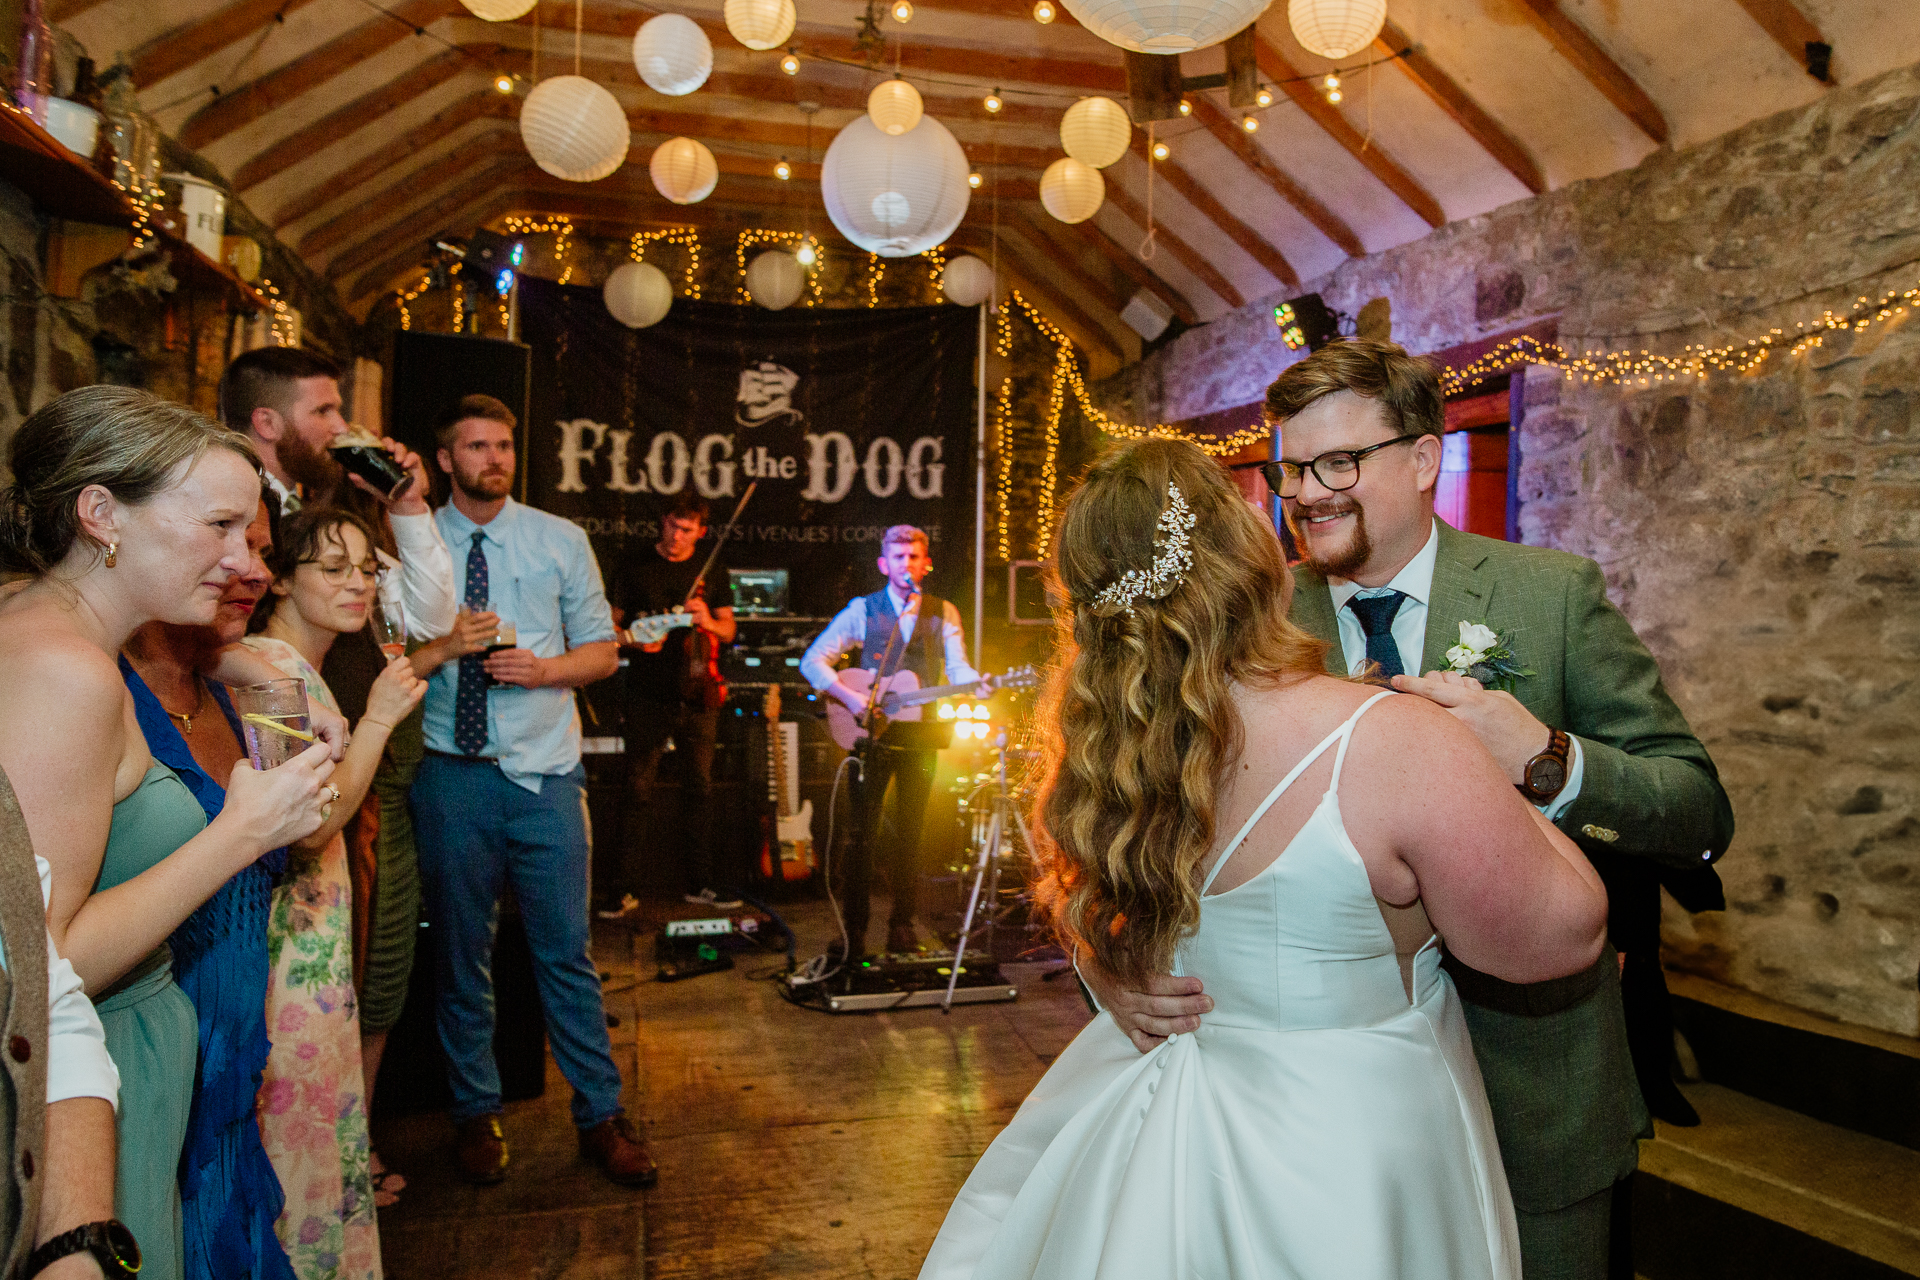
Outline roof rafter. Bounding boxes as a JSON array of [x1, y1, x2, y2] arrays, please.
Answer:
[[1186, 98, 1361, 258], [1100, 180, 1243, 309], [1726, 0, 1833, 84], [1510, 0, 1668, 144], [1374, 18, 1545, 195], [950, 229, 1127, 364], [1061, 217, 1196, 324], [1129, 133, 1298, 288], [131, 0, 330, 89], [270, 93, 515, 229]]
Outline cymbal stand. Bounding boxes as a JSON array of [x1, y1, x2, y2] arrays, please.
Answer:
[[942, 728, 1032, 1012]]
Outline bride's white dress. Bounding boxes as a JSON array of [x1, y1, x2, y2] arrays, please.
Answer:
[[920, 691, 1521, 1280]]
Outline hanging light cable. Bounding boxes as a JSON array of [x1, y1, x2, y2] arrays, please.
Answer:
[[1140, 122, 1158, 260]]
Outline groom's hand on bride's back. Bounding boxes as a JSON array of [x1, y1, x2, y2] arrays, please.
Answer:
[[1078, 955, 1213, 1053]]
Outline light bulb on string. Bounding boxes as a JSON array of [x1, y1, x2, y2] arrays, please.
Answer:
[[1255, 85, 1273, 107], [891, 0, 913, 20], [1033, 0, 1055, 20], [494, 74, 516, 95], [1241, 115, 1259, 132], [1327, 86, 1343, 104], [1151, 139, 1169, 161], [781, 47, 800, 74], [795, 242, 817, 267], [1323, 72, 1342, 104], [968, 170, 983, 188], [984, 88, 1003, 113], [775, 157, 792, 179], [1178, 99, 1192, 116]]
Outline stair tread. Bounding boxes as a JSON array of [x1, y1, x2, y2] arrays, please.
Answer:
[[1641, 1083, 1920, 1274]]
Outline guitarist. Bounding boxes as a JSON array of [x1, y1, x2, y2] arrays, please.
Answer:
[[801, 525, 985, 960], [609, 494, 741, 912]]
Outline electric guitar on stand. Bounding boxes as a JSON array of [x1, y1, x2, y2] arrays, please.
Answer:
[[760, 685, 815, 881], [825, 666, 1040, 752]]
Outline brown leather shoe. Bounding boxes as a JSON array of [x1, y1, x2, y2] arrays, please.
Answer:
[[455, 1114, 509, 1185], [579, 1114, 658, 1188]]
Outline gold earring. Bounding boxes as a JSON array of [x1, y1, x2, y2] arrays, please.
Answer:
[[105, 541, 118, 568]]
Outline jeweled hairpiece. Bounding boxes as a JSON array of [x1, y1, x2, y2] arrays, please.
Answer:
[[1089, 482, 1196, 617]]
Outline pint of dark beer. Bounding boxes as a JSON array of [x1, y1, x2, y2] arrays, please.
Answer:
[[330, 430, 414, 501]]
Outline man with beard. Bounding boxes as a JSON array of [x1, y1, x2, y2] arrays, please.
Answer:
[[408, 395, 655, 1188], [1086, 340, 1733, 1280]]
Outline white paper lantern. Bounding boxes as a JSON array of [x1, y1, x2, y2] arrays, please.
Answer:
[[1287, 0, 1386, 58], [822, 114, 971, 257], [1059, 0, 1267, 53], [867, 77, 924, 137], [942, 255, 995, 307], [460, 0, 536, 18], [650, 137, 719, 204], [746, 251, 806, 310], [1060, 96, 1131, 168], [723, 0, 796, 49], [519, 76, 629, 182], [633, 13, 712, 96], [604, 262, 673, 328], [1039, 156, 1104, 223]]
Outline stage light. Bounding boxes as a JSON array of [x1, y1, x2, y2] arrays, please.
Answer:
[[509, 242, 524, 266], [984, 88, 1003, 114], [781, 48, 800, 74], [1274, 292, 1340, 351], [1151, 139, 1169, 161], [494, 267, 513, 295], [967, 170, 983, 188], [1178, 99, 1191, 116], [891, 0, 913, 20], [972, 704, 990, 719], [1033, 0, 1055, 20], [939, 704, 956, 719], [1241, 115, 1259, 133], [1255, 85, 1273, 107], [795, 242, 817, 266], [774, 157, 792, 180], [493, 74, 515, 95]]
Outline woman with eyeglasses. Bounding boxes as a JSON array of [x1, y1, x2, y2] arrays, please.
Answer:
[[243, 506, 425, 1280]]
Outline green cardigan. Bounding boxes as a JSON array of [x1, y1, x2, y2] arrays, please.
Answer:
[[1289, 519, 1735, 1212]]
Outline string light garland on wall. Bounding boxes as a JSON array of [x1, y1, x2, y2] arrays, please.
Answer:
[[923, 244, 946, 290], [994, 376, 1016, 562], [734, 228, 823, 306], [502, 214, 575, 283], [258, 278, 298, 346], [866, 252, 885, 307], [630, 226, 703, 298]]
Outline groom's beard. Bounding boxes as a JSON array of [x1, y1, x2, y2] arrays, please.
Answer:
[[1288, 497, 1374, 580]]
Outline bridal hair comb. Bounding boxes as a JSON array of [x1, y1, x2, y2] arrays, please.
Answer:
[[1089, 482, 1197, 617]]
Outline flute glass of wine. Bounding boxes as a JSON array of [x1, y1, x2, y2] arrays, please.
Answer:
[[371, 596, 408, 661]]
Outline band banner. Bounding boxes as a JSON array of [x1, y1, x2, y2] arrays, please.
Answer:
[[517, 277, 978, 617]]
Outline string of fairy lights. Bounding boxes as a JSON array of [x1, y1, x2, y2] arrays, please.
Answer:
[[630, 227, 702, 298], [734, 229, 823, 305]]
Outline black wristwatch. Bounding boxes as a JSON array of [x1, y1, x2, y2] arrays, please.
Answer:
[[1517, 728, 1571, 804], [26, 1220, 140, 1278]]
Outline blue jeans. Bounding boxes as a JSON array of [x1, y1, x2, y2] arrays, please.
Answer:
[[412, 756, 625, 1127]]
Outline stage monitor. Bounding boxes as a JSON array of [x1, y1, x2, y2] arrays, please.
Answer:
[[730, 568, 790, 616]]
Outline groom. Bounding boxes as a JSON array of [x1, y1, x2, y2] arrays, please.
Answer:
[[1093, 340, 1734, 1280]]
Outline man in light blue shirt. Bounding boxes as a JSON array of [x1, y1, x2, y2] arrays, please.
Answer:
[[409, 395, 656, 1190]]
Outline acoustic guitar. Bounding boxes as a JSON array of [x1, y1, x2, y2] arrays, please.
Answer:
[[824, 665, 1040, 752]]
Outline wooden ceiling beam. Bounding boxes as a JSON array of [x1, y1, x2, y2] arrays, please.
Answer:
[[270, 93, 514, 229], [1061, 217, 1195, 324], [1727, 0, 1833, 84], [949, 232, 1125, 365], [1374, 18, 1545, 196], [1009, 210, 1133, 311], [1002, 215, 1125, 313], [698, 70, 1061, 129], [1251, 33, 1446, 229], [328, 158, 531, 282], [131, 0, 330, 89], [1186, 98, 1361, 258], [1127, 134, 1298, 289], [1510, 0, 1668, 144], [1100, 180, 1242, 310], [301, 140, 519, 258], [179, 0, 459, 150]]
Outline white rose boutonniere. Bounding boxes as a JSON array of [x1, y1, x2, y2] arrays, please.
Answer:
[[1445, 620, 1535, 691]]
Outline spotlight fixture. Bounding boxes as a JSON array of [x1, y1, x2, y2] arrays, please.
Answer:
[[1273, 293, 1341, 352], [984, 88, 1003, 113], [1255, 85, 1273, 107], [493, 74, 515, 94], [781, 47, 800, 74], [1032, 0, 1055, 20], [891, 0, 913, 21], [1241, 115, 1259, 133], [1177, 99, 1191, 117], [1151, 139, 1169, 161], [967, 170, 983, 188], [795, 242, 817, 267], [775, 157, 792, 180]]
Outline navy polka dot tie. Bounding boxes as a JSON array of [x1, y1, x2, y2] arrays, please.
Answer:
[[1348, 590, 1408, 681], [454, 530, 490, 755]]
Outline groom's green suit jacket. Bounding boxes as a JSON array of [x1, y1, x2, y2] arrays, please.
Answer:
[[1288, 520, 1735, 1212]]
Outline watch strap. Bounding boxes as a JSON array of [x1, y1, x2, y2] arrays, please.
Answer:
[[1518, 728, 1571, 803], [26, 1220, 138, 1278]]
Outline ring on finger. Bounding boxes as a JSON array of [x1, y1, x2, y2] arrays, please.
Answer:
[[324, 784, 342, 804]]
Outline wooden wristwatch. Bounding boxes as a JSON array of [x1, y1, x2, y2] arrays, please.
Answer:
[[26, 1220, 140, 1278], [1517, 728, 1571, 804]]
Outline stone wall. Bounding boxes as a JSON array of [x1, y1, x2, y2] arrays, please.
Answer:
[[1093, 64, 1920, 1038]]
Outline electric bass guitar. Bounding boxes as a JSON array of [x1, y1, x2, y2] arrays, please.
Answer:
[[825, 665, 1040, 752], [758, 684, 815, 881]]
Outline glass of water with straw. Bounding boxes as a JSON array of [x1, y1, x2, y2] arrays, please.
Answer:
[[231, 678, 314, 770]]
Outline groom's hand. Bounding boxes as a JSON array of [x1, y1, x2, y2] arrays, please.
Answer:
[[1390, 670, 1551, 786], [1079, 954, 1212, 1053]]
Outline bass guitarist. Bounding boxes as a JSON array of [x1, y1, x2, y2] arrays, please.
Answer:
[[609, 493, 741, 913], [801, 524, 986, 961]]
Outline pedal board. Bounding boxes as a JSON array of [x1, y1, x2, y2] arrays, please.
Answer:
[[781, 953, 1018, 1013]]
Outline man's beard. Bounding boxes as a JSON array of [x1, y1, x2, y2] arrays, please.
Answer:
[[1290, 499, 1374, 580], [279, 428, 343, 499], [454, 467, 514, 501]]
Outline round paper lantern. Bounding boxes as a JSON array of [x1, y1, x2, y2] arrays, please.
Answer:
[[822, 114, 971, 258], [942, 255, 995, 307], [649, 136, 719, 204], [746, 251, 806, 310], [1039, 156, 1104, 223], [867, 77, 924, 137], [519, 76, 629, 182], [1060, 96, 1131, 168], [604, 262, 673, 328], [632, 14, 712, 96], [1287, 0, 1386, 58], [1059, 0, 1266, 53], [723, 0, 796, 49], [460, 0, 536, 18]]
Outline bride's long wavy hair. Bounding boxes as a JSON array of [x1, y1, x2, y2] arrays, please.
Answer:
[[1030, 437, 1329, 985]]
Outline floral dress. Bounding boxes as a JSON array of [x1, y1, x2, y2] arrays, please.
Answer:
[[243, 637, 382, 1280]]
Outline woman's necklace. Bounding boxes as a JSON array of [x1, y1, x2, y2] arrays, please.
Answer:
[[164, 679, 207, 735]]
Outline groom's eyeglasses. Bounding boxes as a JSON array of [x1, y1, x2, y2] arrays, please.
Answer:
[[1249, 434, 1424, 498]]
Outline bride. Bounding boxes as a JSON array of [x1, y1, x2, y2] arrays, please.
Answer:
[[920, 439, 1608, 1280]]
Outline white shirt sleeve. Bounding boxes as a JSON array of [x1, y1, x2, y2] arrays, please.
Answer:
[[1542, 736, 1585, 822], [32, 856, 119, 1108], [383, 511, 459, 641], [800, 600, 867, 691], [940, 601, 981, 687]]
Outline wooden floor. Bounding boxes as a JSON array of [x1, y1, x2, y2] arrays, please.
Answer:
[[374, 894, 1095, 1279]]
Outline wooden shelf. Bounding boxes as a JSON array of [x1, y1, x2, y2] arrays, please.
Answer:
[[0, 102, 135, 226], [153, 223, 269, 313]]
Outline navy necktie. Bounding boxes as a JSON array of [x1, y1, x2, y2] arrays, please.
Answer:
[[1348, 590, 1408, 681], [454, 530, 490, 755]]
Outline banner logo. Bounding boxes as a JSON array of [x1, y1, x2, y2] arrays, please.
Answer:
[[735, 361, 804, 429]]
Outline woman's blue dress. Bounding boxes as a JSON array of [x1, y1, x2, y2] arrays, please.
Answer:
[[122, 658, 297, 1280]]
